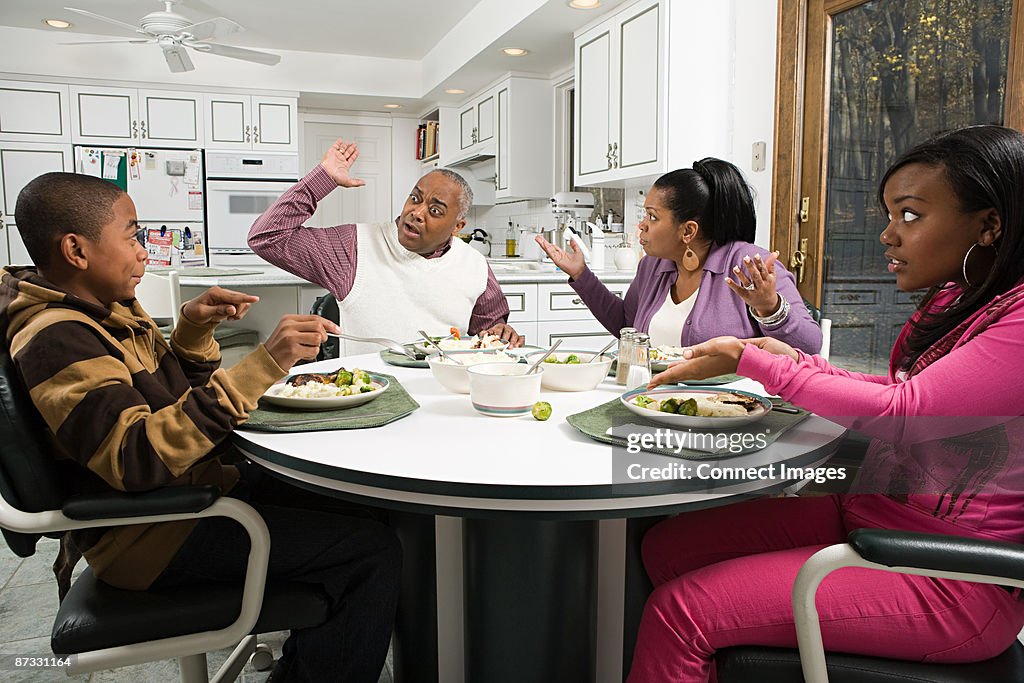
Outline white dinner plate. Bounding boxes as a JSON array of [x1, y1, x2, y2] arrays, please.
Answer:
[[620, 386, 772, 428], [261, 374, 390, 411]]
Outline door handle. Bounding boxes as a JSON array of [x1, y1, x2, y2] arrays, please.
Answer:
[[789, 237, 808, 285], [607, 143, 613, 169], [140, 120, 147, 139], [244, 125, 251, 143], [252, 126, 259, 143], [131, 120, 138, 138], [612, 142, 619, 168]]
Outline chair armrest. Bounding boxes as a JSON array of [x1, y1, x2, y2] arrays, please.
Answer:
[[849, 528, 1024, 584], [62, 485, 220, 521]]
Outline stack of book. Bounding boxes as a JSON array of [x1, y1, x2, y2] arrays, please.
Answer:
[[416, 121, 439, 160]]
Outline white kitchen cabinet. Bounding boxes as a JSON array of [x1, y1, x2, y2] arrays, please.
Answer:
[[204, 94, 297, 152], [0, 142, 73, 266], [495, 78, 553, 201], [0, 80, 71, 143], [498, 280, 624, 350], [501, 283, 538, 325], [536, 320, 616, 351], [458, 90, 495, 153], [574, 0, 663, 186], [538, 282, 627, 321], [71, 86, 204, 148]]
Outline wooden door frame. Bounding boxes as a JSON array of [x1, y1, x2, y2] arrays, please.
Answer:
[[771, 0, 1024, 306]]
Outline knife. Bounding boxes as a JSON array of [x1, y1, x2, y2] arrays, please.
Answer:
[[261, 411, 392, 428]]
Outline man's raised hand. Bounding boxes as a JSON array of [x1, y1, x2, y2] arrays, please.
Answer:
[[321, 139, 366, 188]]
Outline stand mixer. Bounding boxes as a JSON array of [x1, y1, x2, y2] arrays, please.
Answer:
[[550, 191, 596, 254]]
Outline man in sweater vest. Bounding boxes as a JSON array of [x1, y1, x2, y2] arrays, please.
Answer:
[[248, 138, 523, 355]]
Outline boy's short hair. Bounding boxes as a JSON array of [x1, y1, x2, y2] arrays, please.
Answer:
[[14, 172, 126, 267]]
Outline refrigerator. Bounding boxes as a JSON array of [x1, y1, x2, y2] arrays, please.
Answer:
[[75, 146, 207, 267]]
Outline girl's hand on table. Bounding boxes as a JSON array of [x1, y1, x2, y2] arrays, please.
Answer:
[[647, 336, 798, 388]]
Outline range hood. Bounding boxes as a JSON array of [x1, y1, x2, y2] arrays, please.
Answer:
[[446, 151, 496, 168]]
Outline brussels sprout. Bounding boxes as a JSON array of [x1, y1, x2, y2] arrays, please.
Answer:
[[660, 398, 680, 413], [544, 356, 560, 363], [532, 401, 553, 421], [677, 398, 699, 416], [635, 395, 654, 408], [565, 354, 581, 364], [353, 370, 371, 385], [335, 369, 353, 387], [359, 384, 376, 393]]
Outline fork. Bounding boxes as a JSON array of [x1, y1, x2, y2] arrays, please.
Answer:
[[418, 329, 463, 365], [327, 332, 417, 359]]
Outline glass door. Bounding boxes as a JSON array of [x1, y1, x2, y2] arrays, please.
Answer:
[[782, 0, 1021, 373]]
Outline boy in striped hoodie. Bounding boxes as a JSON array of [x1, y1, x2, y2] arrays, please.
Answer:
[[1, 172, 400, 683]]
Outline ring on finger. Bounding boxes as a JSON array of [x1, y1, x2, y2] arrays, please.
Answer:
[[743, 283, 756, 291]]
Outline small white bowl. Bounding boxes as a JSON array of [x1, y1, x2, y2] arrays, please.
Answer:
[[426, 350, 517, 394], [524, 350, 613, 392], [466, 363, 543, 417]]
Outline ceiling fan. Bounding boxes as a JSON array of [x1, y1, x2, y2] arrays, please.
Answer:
[[62, 0, 281, 73]]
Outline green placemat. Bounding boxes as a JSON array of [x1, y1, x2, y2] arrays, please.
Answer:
[[567, 396, 809, 459], [148, 266, 264, 277], [380, 349, 429, 368], [607, 359, 739, 385], [243, 373, 419, 432]]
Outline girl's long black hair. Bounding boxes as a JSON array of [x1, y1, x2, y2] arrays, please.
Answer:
[[879, 125, 1024, 370], [653, 158, 756, 245]]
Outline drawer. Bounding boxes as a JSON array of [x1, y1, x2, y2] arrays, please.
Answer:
[[536, 320, 616, 350], [501, 284, 537, 324], [825, 288, 879, 307], [538, 283, 624, 321]]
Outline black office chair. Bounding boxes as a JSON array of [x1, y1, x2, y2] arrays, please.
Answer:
[[310, 292, 340, 361], [717, 528, 1024, 682], [0, 351, 331, 682]]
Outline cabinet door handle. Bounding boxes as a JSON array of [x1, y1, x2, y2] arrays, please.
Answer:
[[253, 126, 259, 143], [607, 143, 613, 169], [571, 297, 583, 305], [140, 120, 147, 139], [132, 120, 138, 138], [612, 142, 619, 168], [244, 125, 251, 143]]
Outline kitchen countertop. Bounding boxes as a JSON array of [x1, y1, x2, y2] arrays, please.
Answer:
[[174, 263, 637, 288]]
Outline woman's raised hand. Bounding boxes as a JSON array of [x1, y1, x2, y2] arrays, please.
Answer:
[[535, 235, 586, 280], [646, 336, 799, 389], [726, 251, 781, 317]]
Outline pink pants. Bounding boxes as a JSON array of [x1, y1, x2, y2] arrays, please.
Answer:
[[626, 495, 1024, 683]]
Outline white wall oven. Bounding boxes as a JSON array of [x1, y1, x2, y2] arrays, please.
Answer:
[[205, 151, 299, 266]]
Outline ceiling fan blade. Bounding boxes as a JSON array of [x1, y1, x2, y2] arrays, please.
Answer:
[[163, 45, 195, 73], [62, 39, 155, 45], [179, 17, 241, 43], [187, 42, 280, 66], [64, 7, 148, 36]]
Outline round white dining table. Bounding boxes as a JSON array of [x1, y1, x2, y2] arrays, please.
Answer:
[[233, 353, 848, 683]]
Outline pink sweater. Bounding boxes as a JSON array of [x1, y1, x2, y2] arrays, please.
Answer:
[[739, 282, 1024, 543]]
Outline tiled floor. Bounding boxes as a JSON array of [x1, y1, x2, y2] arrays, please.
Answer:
[[0, 538, 393, 683]]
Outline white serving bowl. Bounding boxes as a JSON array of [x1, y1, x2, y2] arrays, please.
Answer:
[[524, 350, 613, 392], [426, 350, 518, 394], [466, 363, 543, 417]]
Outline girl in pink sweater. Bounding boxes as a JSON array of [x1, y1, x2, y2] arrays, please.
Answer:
[[628, 125, 1024, 682]]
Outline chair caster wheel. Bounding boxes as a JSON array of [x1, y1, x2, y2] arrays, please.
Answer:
[[249, 643, 275, 672]]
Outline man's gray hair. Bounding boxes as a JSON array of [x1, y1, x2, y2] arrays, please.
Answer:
[[428, 168, 473, 220]]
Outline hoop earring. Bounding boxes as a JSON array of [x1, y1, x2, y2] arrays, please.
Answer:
[[682, 245, 700, 272], [962, 243, 997, 288]]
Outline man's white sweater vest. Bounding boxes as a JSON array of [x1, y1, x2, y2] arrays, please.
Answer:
[[336, 222, 487, 355]]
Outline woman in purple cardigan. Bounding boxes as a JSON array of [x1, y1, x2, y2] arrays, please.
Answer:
[[537, 159, 822, 353]]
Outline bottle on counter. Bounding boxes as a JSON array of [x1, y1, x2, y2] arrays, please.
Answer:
[[616, 327, 637, 385], [626, 333, 652, 391], [505, 220, 518, 257]]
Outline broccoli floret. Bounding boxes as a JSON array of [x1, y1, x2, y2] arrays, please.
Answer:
[[565, 354, 581, 364], [335, 369, 353, 387], [677, 398, 699, 416]]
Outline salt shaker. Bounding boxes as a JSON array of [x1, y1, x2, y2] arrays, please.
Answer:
[[615, 327, 637, 385], [626, 333, 652, 391]]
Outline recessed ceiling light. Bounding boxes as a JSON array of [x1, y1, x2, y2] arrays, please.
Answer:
[[502, 47, 529, 57], [43, 18, 73, 29], [569, 0, 602, 8], [383, 104, 402, 109], [445, 88, 465, 95]]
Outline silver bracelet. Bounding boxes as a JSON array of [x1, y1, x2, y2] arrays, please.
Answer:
[[749, 296, 790, 327]]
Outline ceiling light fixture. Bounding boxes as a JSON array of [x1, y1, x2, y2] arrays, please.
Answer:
[[43, 18, 73, 29], [445, 88, 465, 95], [568, 0, 602, 8], [502, 47, 529, 57], [384, 104, 402, 109]]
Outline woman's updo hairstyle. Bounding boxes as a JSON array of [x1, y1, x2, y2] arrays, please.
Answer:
[[652, 157, 756, 246]]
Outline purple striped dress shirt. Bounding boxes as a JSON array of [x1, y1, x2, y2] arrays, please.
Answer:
[[247, 165, 509, 334]]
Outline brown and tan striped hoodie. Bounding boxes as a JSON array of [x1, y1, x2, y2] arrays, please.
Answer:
[[0, 266, 286, 589]]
